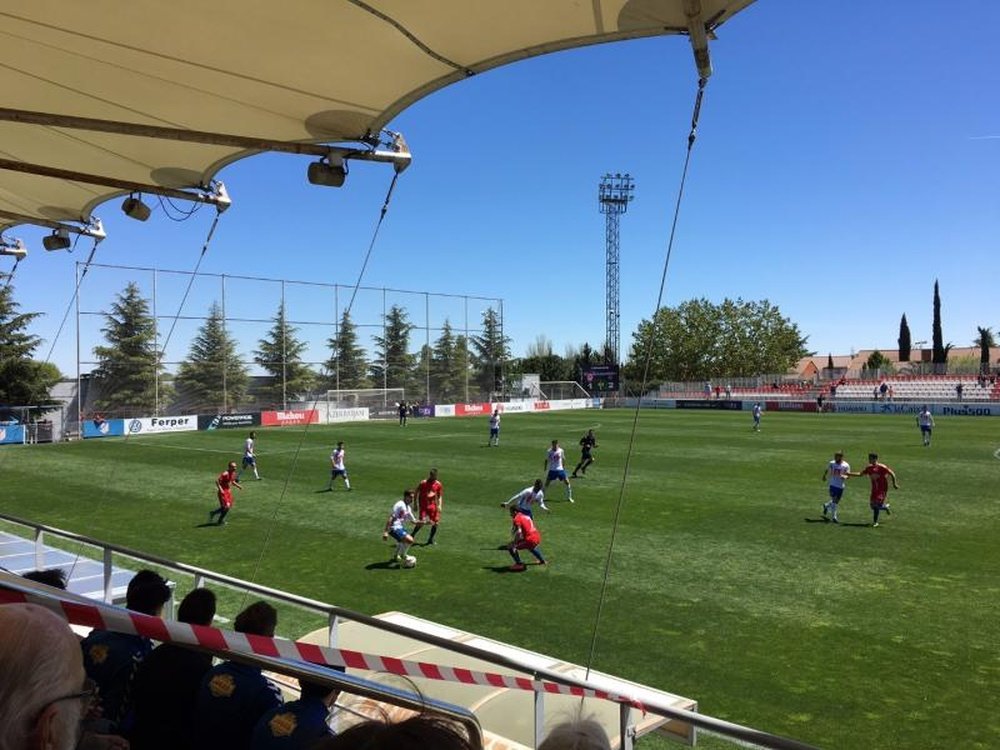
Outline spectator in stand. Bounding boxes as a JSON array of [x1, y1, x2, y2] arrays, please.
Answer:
[[872, 386, 879, 401], [0, 603, 95, 750], [830, 383, 838, 398], [714, 385, 722, 400], [956, 382, 964, 401], [250, 675, 341, 749], [539, 718, 612, 750], [128, 587, 217, 750], [888, 385, 894, 402], [703, 381, 712, 399], [22, 567, 68, 589], [879, 382, 888, 401], [81, 569, 171, 730], [311, 714, 475, 750], [816, 393, 825, 412], [194, 601, 283, 750], [724, 383, 732, 400]]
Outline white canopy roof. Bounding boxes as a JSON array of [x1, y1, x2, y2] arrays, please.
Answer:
[[0, 0, 754, 234]]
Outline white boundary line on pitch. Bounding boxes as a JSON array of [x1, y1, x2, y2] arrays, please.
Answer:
[[115, 442, 325, 456], [994, 447, 1000, 460]]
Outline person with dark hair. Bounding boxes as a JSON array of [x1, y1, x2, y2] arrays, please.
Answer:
[[81, 569, 171, 729], [411, 468, 443, 546], [250, 675, 341, 749], [194, 601, 283, 750], [210, 461, 243, 525], [382, 489, 418, 567], [507, 506, 546, 572], [127, 587, 217, 750], [311, 714, 475, 750], [570, 430, 597, 479], [539, 718, 611, 750], [22, 567, 68, 589], [850, 453, 899, 527]]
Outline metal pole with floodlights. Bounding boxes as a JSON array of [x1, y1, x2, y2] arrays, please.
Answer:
[[598, 173, 634, 366]]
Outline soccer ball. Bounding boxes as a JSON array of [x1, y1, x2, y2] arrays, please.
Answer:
[[403, 555, 417, 568]]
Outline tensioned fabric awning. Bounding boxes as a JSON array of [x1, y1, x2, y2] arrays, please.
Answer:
[[0, 0, 754, 235]]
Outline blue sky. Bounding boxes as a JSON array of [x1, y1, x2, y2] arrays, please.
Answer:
[[5, 0, 999, 377]]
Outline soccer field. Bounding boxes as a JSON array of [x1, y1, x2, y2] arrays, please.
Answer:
[[2, 409, 998, 749]]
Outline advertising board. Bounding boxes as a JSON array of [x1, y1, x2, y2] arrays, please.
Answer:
[[127, 416, 198, 435], [198, 413, 261, 430], [82, 418, 125, 439], [260, 410, 319, 426]]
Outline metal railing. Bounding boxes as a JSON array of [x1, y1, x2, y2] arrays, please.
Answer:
[[0, 573, 483, 747], [0, 512, 818, 750]]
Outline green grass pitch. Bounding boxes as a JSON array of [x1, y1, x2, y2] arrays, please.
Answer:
[[2, 409, 998, 749]]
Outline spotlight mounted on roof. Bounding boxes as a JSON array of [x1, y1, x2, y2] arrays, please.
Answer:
[[121, 193, 152, 222], [307, 156, 347, 188], [42, 228, 71, 252], [0, 237, 27, 260]]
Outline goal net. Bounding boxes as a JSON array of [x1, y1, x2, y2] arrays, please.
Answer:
[[326, 388, 405, 410], [538, 381, 591, 400]]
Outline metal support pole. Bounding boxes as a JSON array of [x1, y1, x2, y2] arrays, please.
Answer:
[[221, 275, 228, 411], [34, 528, 44, 569], [425, 292, 430, 403], [281, 281, 288, 410], [328, 612, 340, 650], [75, 262, 82, 430], [152, 269, 159, 416], [464, 297, 470, 403], [103, 547, 113, 603], [382, 288, 388, 404], [619, 704, 635, 750], [499, 299, 505, 401], [334, 285, 340, 394], [533, 689, 545, 748]]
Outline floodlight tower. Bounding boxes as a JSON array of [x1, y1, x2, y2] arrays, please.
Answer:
[[598, 173, 634, 365]]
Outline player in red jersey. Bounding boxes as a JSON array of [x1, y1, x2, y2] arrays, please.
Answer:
[[852, 453, 899, 527], [411, 468, 443, 545], [209, 461, 242, 525], [507, 507, 546, 571]]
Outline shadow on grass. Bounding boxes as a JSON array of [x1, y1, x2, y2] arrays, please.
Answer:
[[484, 564, 522, 574], [194, 522, 221, 529], [315, 488, 333, 493], [365, 560, 403, 571]]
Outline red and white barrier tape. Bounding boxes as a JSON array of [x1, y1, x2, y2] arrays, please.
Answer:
[[0, 583, 644, 711]]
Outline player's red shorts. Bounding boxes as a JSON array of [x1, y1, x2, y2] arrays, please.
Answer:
[[418, 501, 440, 524], [512, 537, 540, 550], [218, 491, 233, 510]]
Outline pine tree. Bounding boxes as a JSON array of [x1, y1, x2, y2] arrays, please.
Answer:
[[254, 303, 315, 408], [92, 282, 168, 415], [0, 283, 61, 407], [974, 326, 995, 373], [470, 308, 511, 398], [430, 320, 470, 402], [325, 310, 369, 390], [369, 304, 415, 391], [174, 302, 248, 411], [898, 313, 911, 362]]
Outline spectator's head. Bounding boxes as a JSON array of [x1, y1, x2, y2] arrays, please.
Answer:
[[126, 570, 171, 616], [177, 587, 216, 626], [312, 715, 474, 750], [233, 601, 277, 637], [298, 673, 342, 706], [538, 719, 611, 750], [22, 568, 68, 589], [0, 603, 91, 750]]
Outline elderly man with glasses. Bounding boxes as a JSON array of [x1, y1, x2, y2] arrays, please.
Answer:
[[0, 602, 130, 750]]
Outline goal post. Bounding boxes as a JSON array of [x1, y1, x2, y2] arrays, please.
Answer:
[[325, 388, 405, 410], [538, 381, 591, 400]]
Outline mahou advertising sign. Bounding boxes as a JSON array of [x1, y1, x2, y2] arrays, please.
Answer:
[[261, 410, 319, 426]]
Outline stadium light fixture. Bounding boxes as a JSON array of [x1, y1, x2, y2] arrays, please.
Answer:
[[121, 193, 152, 222], [307, 156, 347, 187], [42, 228, 71, 251], [0, 237, 27, 260]]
